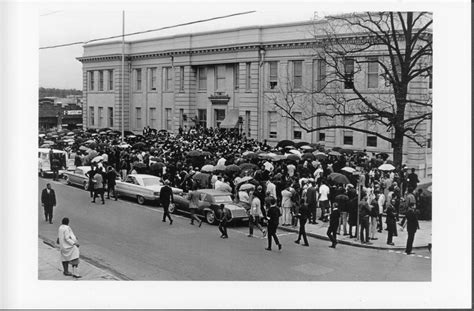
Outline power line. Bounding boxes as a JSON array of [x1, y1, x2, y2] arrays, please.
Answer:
[[39, 10, 256, 50]]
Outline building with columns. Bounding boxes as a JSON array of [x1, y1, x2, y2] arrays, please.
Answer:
[[77, 18, 432, 175]]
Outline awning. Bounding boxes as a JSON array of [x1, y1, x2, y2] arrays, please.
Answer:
[[220, 109, 240, 129]]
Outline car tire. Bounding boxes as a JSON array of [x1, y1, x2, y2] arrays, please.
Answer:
[[83, 181, 89, 191], [65, 175, 70, 185], [206, 211, 216, 225], [137, 195, 146, 205]]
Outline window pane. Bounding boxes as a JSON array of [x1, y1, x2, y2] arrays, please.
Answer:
[[293, 61, 303, 89], [198, 67, 207, 90], [246, 63, 251, 90], [343, 130, 353, 145], [367, 58, 378, 88], [108, 70, 114, 90], [269, 62, 278, 89], [136, 69, 142, 91], [344, 59, 354, 89], [367, 135, 377, 147]]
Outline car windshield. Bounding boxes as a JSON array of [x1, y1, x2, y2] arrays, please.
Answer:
[[213, 195, 232, 203], [142, 177, 162, 187]]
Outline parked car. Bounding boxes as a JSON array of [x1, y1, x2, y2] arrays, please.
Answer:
[[172, 189, 249, 225], [63, 166, 92, 190], [115, 174, 183, 205], [38, 148, 75, 177]]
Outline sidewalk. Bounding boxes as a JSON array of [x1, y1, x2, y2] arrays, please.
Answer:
[[38, 238, 120, 280], [278, 216, 431, 250]]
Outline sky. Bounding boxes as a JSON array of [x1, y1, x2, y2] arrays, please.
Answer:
[[38, 0, 353, 89]]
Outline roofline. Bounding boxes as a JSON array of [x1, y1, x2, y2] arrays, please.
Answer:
[[83, 19, 323, 48]]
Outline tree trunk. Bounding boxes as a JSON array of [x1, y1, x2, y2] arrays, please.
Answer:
[[392, 127, 404, 169]]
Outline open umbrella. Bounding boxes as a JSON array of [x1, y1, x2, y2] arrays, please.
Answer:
[[88, 142, 97, 149], [328, 151, 342, 157], [340, 148, 354, 155], [239, 163, 258, 171], [214, 164, 226, 172], [300, 145, 314, 151], [276, 140, 295, 148], [332, 147, 342, 152], [341, 166, 356, 173], [43, 140, 55, 145], [225, 164, 241, 174], [79, 145, 88, 151], [289, 149, 302, 157], [377, 152, 390, 160], [187, 150, 202, 157], [238, 176, 254, 184], [118, 143, 131, 149], [271, 154, 287, 162], [243, 152, 258, 159], [302, 153, 315, 161], [40, 143, 52, 148], [378, 163, 396, 171], [201, 164, 215, 173], [295, 141, 310, 148], [286, 154, 301, 162], [328, 172, 351, 184], [132, 142, 147, 150], [201, 151, 212, 157], [239, 183, 255, 191], [91, 155, 104, 163]]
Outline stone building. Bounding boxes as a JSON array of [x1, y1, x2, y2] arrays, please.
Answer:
[[77, 17, 432, 175]]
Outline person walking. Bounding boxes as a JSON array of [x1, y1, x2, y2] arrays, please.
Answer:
[[335, 189, 349, 235], [347, 188, 358, 238], [265, 197, 282, 251], [281, 185, 293, 226], [248, 190, 266, 237], [318, 180, 330, 222], [294, 198, 309, 246], [404, 207, 420, 254], [306, 181, 318, 224], [217, 204, 231, 238], [327, 203, 340, 248], [92, 168, 105, 204], [385, 204, 397, 245], [57, 217, 81, 278], [377, 188, 386, 232], [41, 183, 56, 224], [106, 166, 118, 200], [160, 180, 174, 225], [85, 165, 96, 199], [187, 186, 203, 227], [359, 194, 371, 244]]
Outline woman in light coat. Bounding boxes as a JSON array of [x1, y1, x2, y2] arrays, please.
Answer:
[[281, 185, 293, 226], [57, 217, 81, 278]]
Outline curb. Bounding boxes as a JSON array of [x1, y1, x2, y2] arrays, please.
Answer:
[[39, 236, 131, 280], [277, 226, 429, 251]]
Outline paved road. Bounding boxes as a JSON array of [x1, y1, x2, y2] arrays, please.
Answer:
[[38, 178, 431, 281]]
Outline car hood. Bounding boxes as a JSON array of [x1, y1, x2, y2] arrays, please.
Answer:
[[222, 202, 246, 211], [145, 185, 183, 194]]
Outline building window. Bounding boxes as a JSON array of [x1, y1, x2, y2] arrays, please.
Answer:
[[245, 110, 251, 136], [179, 66, 185, 92], [98, 71, 104, 91], [319, 132, 326, 141], [89, 106, 94, 126], [245, 62, 251, 90], [293, 60, 303, 89], [108, 70, 114, 91], [367, 57, 379, 88], [214, 109, 225, 128], [150, 68, 157, 91], [234, 63, 240, 90], [89, 71, 95, 91], [292, 112, 302, 140], [149, 108, 156, 129], [179, 108, 184, 128], [198, 67, 207, 91], [268, 61, 278, 89], [165, 108, 172, 131], [343, 130, 353, 145], [268, 111, 278, 139], [135, 107, 142, 129], [428, 68, 432, 89], [197, 109, 207, 128], [108, 107, 113, 127], [215, 65, 226, 91], [314, 59, 326, 92], [135, 69, 142, 91], [164, 67, 173, 91], [317, 114, 326, 142], [344, 58, 355, 89], [98, 107, 103, 127], [367, 135, 377, 147]]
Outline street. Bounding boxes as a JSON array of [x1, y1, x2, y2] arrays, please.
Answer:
[[38, 178, 431, 281]]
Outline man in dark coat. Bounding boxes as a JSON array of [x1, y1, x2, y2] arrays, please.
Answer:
[[41, 183, 56, 224], [106, 166, 118, 200], [217, 204, 231, 238], [327, 204, 340, 248], [160, 180, 174, 225], [404, 207, 420, 254], [265, 198, 282, 251], [385, 204, 397, 245], [294, 199, 309, 246], [306, 181, 318, 224]]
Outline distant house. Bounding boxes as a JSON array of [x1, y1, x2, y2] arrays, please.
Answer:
[[39, 100, 83, 131]]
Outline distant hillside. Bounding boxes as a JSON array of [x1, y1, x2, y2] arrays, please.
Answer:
[[39, 87, 82, 98]]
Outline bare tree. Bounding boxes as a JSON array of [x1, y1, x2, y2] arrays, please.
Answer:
[[269, 12, 432, 167]]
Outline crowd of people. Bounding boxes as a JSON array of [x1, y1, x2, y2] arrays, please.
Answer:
[[41, 125, 428, 254]]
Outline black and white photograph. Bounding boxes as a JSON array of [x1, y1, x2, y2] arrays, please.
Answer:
[[1, 0, 472, 309]]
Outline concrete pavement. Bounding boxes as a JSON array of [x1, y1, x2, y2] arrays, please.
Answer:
[[38, 238, 120, 280]]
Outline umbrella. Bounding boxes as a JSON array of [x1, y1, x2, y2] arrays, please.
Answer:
[[225, 164, 241, 174], [276, 140, 295, 148], [378, 163, 396, 171], [286, 154, 301, 162], [39, 134, 46, 138], [40, 143, 52, 148], [239, 183, 255, 191], [328, 172, 351, 184], [340, 148, 354, 155], [214, 164, 226, 172], [187, 150, 202, 157], [88, 142, 97, 149], [332, 147, 342, 152], [301, 153, 315, 161], [79, 145, 88, 151], [341, 167, 356, 173], [149, 162, 165, 172], [67, 132, 75, 136], [328, 151, 342, 157], [239, 163, 258, 171], [201, 151, 212, 157], [85, 139, 94, 144], [289, 149, 302, 157], [258, 153, 272, 160], [132, 142, 146, 150], [238, 176, 254, 184], [243, 152, 258, 159], [133, 162, 147, 169], [385, 159, 394, 165], [300, 145, 314, 151], [201, 164, 215, 173], [378, 152, 390, 160], [43, 140, 55, 145], [118, 143, 131, 149], [91, 155, 104, 163], [271, 154, 286, 162]]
